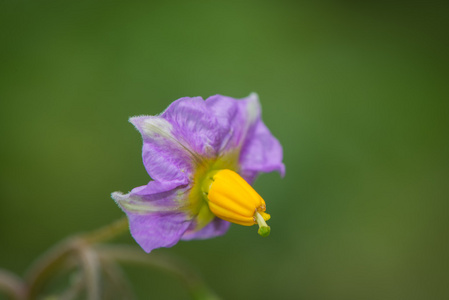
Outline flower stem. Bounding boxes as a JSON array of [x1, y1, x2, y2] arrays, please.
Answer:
[[81, 217, 129, 245], [24, 217, 129, 299], [0, 269, 26, 300]]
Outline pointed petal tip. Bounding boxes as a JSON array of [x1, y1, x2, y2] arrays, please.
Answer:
[[111, 191, 129, 213], [128, 115, 148, 128], [279, 163, 286, 178], [111, 191, 124, 202], [247, 92, 259, 100]]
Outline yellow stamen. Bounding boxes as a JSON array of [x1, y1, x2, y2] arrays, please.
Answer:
[[202, 169, 271, 236]]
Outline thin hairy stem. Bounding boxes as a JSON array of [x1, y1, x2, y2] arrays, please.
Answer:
[[24, 217, 129, 299], [58, 271, 84, 300], [24, 237, 79, 299], [0, 269, 26, 300], [77, 247, 101, 300], [81, 217, 129, 245]]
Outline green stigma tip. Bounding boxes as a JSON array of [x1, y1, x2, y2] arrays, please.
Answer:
[[258, 226, 271, 237]]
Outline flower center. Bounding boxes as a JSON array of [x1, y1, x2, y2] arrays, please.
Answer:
[[201, 169, 271, 237]]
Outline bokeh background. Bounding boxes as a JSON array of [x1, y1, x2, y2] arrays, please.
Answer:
[[1, 1, 448, 299]]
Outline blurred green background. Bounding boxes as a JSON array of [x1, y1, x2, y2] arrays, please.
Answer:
[[1, 1, 448, 299]]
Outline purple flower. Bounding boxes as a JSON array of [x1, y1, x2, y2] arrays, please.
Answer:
[[112, 94, 285, 253]]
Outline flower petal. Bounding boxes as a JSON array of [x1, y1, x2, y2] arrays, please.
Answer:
[[125, 212, 191, 253], [112, 180, 193, 253], [239, 119, 285, 183], [206, 93, 284, 183], [161, 97, 223, 157], [181, 217, 231, 241], [205, 93, 261, 153], [130, 116, 195, 182]]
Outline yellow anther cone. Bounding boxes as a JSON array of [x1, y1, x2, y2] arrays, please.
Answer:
[[202, 169, 271, 236]]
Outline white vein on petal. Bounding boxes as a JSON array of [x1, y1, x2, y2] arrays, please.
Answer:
[[218, 127, 233, 153], [112, 192, 188, 214], [134, 116, 205, 167], [215, 93, 260, 155], [238, 93, 261, 149], [246, 92, 261, 124], [141, 117, 174, 139]]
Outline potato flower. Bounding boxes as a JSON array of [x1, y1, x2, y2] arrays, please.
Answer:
[[112, 94, 284, 253]]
